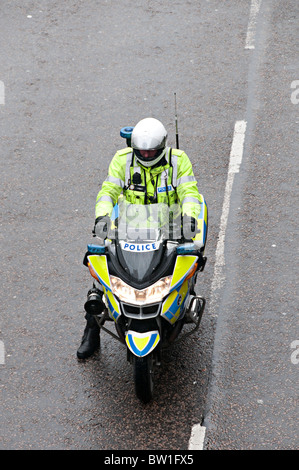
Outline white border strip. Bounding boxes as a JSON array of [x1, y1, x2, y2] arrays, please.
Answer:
[[245, 0, 262, 50], [188, 423, 206, 450]]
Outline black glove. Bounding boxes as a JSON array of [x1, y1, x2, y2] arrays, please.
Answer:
[[93, 215, 110, 239], [182, 215, 198, 240]]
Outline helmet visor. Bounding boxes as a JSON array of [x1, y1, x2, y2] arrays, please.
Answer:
[[134, 148, 164, 163]]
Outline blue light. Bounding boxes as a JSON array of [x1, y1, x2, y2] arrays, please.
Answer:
[[176, 243, 196, 254], [87, 244, 106, 254], [120, 126, 134, 139]]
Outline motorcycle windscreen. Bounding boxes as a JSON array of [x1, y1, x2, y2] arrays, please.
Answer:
[[108, 201, 181, 283], [116, 240, 164, 283]]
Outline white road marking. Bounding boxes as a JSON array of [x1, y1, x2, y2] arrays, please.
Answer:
[[228, 120, 247, 174], [212, 120, 247, 288], [191, 1, 262, 451], [0, 340, 5, 365], [245, 0, 262, 50], [189, 121, 247, 449], [188, 423, 206, 450], [0, 81, 4, 105]]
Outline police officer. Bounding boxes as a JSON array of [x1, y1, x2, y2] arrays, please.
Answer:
[[77, 118, 204, 359]]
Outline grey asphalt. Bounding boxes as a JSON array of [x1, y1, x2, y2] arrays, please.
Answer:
[[203, 0, 299, 449], [0, 0, 298, 450]]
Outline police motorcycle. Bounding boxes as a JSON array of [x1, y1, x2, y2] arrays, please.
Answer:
[[85, 193, 208, 403]]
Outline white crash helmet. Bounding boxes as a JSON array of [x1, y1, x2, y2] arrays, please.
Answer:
[[131, 118, 168, 167]]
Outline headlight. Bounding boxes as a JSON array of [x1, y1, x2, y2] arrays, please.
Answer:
[[110, 276, 172, 305]]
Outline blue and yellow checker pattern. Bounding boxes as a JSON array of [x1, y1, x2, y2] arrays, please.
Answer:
[[161, 279, 189, 325]]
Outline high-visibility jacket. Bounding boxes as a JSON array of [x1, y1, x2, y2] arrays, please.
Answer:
[[95, 147, 203, 219]]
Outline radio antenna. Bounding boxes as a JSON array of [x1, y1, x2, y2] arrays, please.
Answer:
[[174, 92, 179, 149]]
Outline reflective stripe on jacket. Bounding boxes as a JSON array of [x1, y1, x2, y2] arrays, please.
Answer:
[[95, 147, 203, 219]]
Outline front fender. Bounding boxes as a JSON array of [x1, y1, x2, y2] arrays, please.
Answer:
[[125, 330, 160, 357]]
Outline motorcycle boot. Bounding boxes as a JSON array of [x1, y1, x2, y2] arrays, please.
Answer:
[[77, 288, 104, 359], [77, 313, 101, 359]]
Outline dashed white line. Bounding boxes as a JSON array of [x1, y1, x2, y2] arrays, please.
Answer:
[[245, 0, 262, 50], [190, 0, 261, 453], [0, 80, 5, 105], [212, 120, 247, 289], [189, 120, 247, 449], [228, 120, 247, 174], [0, 340, 5, 365]]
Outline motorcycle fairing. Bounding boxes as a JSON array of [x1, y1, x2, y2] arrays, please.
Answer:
[[161, 279, 189, 325], [104, 288, 121, 322], [87, 255, 112, 291], [169, 255, 198, 291], [194, 197, 208, 250], [126, 330, 160, 357]]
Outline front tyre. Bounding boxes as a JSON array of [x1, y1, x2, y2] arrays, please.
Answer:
[[133, 353, 154, 403]]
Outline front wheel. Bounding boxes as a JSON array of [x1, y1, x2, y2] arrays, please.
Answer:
[[133, 353, 154, 403]]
